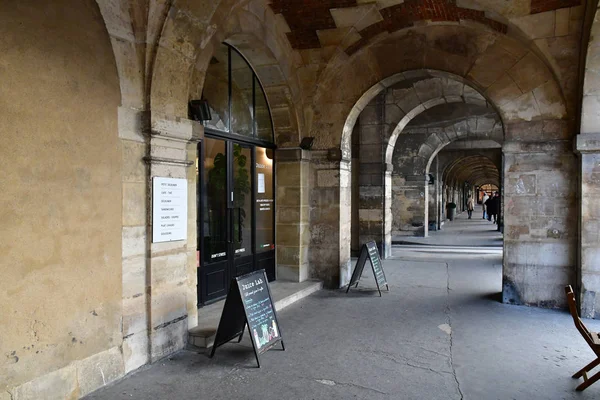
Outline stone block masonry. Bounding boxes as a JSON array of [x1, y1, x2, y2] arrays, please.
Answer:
[[576, 133, 600, 318], [309, 151, 352, 288], [503, 141, 577, 308], [276, 149, 311, 282]]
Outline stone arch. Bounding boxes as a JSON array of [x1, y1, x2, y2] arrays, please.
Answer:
[[380, 70, 504, 165], [419, 118, 504, 174], [438, 149, 502, 178], [328, 24, 569, 157], [94, 0, 307, 370], [442, 155, 501, 188], [217, 31, 302, 146], [96, 0, 152, 110], [388, 104, 503, 235], [149, 0, 302, 146]]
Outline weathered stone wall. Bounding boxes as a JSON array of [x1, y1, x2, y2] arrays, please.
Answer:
[[391, 125, 428, 235], [578, 2, 600, 317], [145, 119, 201, 364], [308, 152, 352, 288], [503, 141, 577, 308], [276, 149, 311, 282], [0, 0, 123, 394], [575, 134, 600, 318]]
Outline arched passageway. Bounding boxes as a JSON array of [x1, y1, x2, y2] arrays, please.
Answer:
[[2, 0, 595, 396]]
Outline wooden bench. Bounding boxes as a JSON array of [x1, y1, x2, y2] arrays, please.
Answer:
[[565, 285, 600, 391]]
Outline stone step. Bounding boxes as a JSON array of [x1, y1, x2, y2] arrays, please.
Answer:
[[188, 279, 323, 349]]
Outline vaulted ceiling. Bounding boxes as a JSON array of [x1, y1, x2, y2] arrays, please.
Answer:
[[270, 0, 580, 53]]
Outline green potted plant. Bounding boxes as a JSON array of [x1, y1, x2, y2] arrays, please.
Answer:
[[446, 202, 457, 221]]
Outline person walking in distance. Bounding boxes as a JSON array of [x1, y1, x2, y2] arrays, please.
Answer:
[[485, 192, 500, 224], [467, 195, 474, 219], [481, 192, 489, 219]]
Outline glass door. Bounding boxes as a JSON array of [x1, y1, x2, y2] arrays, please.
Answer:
[[198, 138, 261, 305], [199, 138, 229, 303], [231, 143, 254, 277]]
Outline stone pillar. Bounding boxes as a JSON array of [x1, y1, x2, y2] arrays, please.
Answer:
[[383, 163, 393, 257], [309, 151, 352, 288], [433, 157, 442, 230], [576, 133, 600, 317], [502, 141, 576, 308], [276, 148, 310, 282], [144, 117, 202, 362], [357, 96, 390, 257], [428, 159, 438, 230], [392, 175, 429, 236], [119, 107, 150, 373]]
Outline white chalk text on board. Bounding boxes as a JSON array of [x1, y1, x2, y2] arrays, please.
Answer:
[[152, 177, 188, 243]]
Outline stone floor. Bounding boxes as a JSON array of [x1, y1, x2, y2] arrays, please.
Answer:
[[188, 279, 323, 348], [393, 205, 503, 248], [85, 210, 600, 400]]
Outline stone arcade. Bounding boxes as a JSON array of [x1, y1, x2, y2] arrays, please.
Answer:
[[3, 0, 600, 397]]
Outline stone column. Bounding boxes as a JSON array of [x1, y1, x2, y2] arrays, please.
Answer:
[[119, 107, 150, 373], [309, 151, 352, 288], [502, 140, 576, 308], [428, 158, 438, 230], [576, 133, 600, 317], [357, 97, 391, 257], [144, 117, 202, 362], [276, 148, 310, 282], [392, 175, 429, 236], [383, 163, 393, 257]]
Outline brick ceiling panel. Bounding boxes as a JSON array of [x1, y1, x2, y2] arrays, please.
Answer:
[[270, 0, 358, 49], [271, 0, 582, 52], [530, 0, 580, 14]]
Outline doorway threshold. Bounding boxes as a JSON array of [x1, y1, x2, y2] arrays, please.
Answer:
[[188, 279, 323, 349]]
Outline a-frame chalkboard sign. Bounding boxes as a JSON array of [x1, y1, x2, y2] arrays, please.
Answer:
[[346, 241, 389, 296], [209, 269, 284, 367]]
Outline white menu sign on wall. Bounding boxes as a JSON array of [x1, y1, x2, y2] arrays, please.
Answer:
[[152, 177, 188, 243]]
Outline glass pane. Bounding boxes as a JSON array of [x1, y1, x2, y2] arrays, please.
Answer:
[[256, 147, 274, 253], [203, 138, 228, 262], [255, 76, 274, 143], [230, 49, 254, 137], [202, 44, 230, 132], [233, 144, 253, 257]]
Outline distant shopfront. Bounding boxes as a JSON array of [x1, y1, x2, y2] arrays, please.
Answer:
[[195, 44, 276, 305]]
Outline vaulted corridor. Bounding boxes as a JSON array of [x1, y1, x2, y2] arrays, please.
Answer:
[[5, 0, 600, 397]]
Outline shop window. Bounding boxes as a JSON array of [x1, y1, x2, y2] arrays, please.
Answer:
[[199, 45, 274, 143], [202, 44, 230, 132]]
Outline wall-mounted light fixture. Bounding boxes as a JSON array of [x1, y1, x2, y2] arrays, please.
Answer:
[[428, 174, 435, 185], [266, 148, 274, 160], [189, 99, 212, 121], [299, 137, 315, 150]]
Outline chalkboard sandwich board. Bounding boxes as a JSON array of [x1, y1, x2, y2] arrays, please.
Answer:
[[346, 241, 389, 296], [209, 269, 284, 367]]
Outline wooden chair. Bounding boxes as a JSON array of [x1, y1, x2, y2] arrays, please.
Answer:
[[565, 285, 600, 391]]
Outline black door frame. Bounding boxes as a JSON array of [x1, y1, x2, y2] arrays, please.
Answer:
[[197, 132, 276, 306]]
